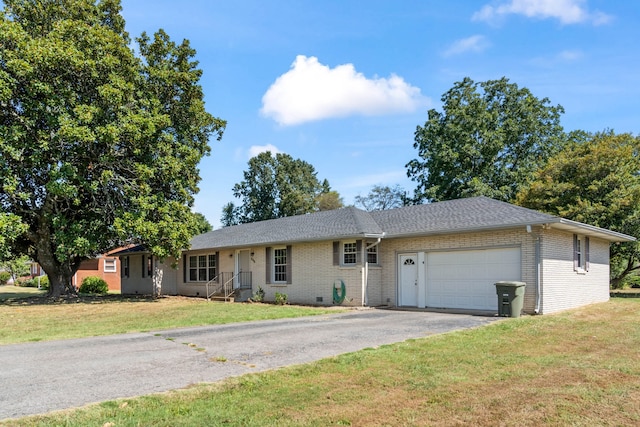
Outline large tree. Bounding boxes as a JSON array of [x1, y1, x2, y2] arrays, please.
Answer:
[[354, 184, 407, 211], [0, 0, 225, 297], [406, 77, 566, 203], [227, 151, 332, 224], [516, 131, 640, 287]]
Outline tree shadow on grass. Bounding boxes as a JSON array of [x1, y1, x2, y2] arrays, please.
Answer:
[[0, 292, 163, 306]]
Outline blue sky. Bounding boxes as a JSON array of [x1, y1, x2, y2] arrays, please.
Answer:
[[120, 0, 640, 228]]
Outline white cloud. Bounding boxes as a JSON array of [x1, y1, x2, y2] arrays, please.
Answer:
[[260, 55, 428, 126], [248, 144, 281, 158], [472, 0, 612, 25], [443, 35, 490, 57]]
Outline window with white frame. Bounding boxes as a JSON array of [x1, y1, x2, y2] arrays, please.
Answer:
[[366, 243, 378, 264], [104, 258, 117, 273], [343, 242, 357, 265], [188, 254, 217, 282], [273, 247, 288, 283], [573, 234, 590, 272]]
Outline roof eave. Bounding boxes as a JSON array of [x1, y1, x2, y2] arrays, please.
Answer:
[[550, 219, 636, 242]]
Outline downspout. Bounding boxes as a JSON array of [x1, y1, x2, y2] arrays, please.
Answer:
[[363, 237, 382, 306], [528, 225, 542, 314]]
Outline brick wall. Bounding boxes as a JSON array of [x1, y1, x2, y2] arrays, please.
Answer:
[[539, 229, 610, 314]]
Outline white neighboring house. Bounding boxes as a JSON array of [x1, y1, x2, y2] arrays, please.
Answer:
[[116, 197, 635, 315]]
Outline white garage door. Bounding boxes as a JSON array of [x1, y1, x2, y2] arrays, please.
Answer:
[[426, 247, 521, 310]]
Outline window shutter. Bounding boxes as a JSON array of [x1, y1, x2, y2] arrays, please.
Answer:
[[126, 256, 130, 278], [183, 255, 187, 282], [286, 245, 292, 284], [266, 247, 272, 283], [356, 240, 362, 265], [585, 237, 590, 271], [333, 241, 340, 266], [142, 255, 145, 278], [573, 234, 578, 270]]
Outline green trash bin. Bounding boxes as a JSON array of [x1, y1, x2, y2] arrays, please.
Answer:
[[495, 281, 526, 317]]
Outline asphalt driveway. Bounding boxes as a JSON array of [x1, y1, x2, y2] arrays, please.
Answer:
[[0, 308, 497, 420]]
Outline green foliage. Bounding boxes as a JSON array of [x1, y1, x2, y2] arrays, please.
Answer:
[[0, 271, 10, 285], [274, 292, 288, 305], [79, 276, 109, 294], [252, 286, 265, 302], [355, 184, 408, 211], [20, 275, 49, 289], [227, 152, 334, 224], [0, 213, 27, 261], [516, 131, 640, 286], [0, 255, 30, 281], [191, 212, 213, 235], [0, 0, 225, 297], [407, 77, 566, 203]]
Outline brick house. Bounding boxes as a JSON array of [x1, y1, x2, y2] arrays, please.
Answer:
[[117, 197, 634, 314], [30, 248, 123, 291], [72, 248, 123, 291]]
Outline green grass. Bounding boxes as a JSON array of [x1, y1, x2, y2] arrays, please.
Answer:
[[0, 289, 343, 344], [3, 299, 639, 426], [0, 285, 46, 300]]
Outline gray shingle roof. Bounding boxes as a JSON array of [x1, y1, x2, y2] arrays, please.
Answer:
[[189, 196, 634, 251], [190, 206, 384, 250], [370, 196, 556, 237]]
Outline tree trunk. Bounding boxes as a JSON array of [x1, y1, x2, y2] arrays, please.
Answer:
[[46, 270, 78, 298], [31, 222, 81, 298], [153, 260, 163, 297]]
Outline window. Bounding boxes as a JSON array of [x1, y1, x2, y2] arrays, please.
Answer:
[[104, 258, 117, 273], [367, 243, 378, 264], [333, 240, 363, 266], [573, 234, 590, 272], [273, 247, 287, 283], [147, 256, 153, 277], [122, 257, 129, 278], [266, 246, 292, 284], [343, 242, 357, 265], [188, 254, 217, 282]]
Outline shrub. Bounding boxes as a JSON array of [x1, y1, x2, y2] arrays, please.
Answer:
[[253, 286, 265, 302], [274, 292, 288, 305], [21, 278, 38, 288], [0, 271, 11, 285], [79, 276, 109, 294], [37, 275, 50, 290]]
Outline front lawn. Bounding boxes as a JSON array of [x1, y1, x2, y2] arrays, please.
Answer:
[[0, 289, 343, 344], [5, 299, 639, 426]]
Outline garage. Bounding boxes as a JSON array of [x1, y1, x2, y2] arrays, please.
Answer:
[[399, 247, 521, 310]]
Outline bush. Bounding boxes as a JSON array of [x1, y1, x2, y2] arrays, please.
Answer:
[[37, 275, 50, 290], [79, 276, 109, 294], [253, 286, 265, 302], [0, 271, 11, 285], [20, 278, 38, 288], [274, 292, 288, 305]]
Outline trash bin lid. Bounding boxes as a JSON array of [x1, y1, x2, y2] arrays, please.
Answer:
[[494, 281, 526, 287]]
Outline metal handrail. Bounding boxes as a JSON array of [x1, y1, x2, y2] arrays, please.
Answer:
[[206, 272, 238, 302]]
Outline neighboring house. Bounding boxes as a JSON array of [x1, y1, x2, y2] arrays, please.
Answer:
[[30, 248, 123, 291], [117, 197, 635, 315], [72, 248, 123, 291]]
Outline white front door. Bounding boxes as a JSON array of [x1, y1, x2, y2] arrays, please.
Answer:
[[399, 253, 419, 306]]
